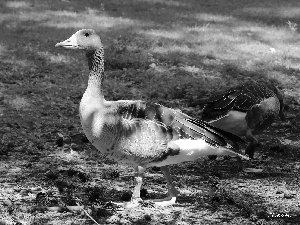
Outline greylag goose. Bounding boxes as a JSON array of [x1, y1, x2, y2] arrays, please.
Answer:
[[200, 81, 285, 170], [55, 29, 249, 208]]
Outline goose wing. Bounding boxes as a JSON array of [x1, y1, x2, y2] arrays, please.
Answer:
[[202, 82, 276, 121], [115, 100, 245, 152]]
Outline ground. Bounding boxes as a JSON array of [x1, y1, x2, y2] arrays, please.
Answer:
[[0, 0, 300, 224]]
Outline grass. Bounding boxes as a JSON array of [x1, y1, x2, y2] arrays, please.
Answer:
[[0, 0, 300, 224]]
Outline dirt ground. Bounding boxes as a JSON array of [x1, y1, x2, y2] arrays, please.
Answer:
[[0, 0, 300, 224]]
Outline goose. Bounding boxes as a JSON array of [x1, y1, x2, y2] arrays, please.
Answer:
[[55, 29, 249, 208], [199, 81, 285, 170]]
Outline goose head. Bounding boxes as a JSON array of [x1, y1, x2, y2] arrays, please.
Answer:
[[268, 85, 286, 121], [55, 29, 103, 50], [275, 87, 286, 121]]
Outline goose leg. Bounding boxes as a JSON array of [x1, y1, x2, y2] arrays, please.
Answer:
[[207, 155, 218, 160], [221, 141, 243, 171], [113, 166, 145, 208], [152, 166, 179, 207], [236, 156, 243, 171], [231, 142, 243, 172], [245, 129, 259, 159]]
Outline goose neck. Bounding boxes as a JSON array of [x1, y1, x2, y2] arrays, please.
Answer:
[[85, 48, 105, 97]]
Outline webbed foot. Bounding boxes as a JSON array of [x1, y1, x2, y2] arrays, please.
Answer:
[[112, 196, 177, 208], [152, 196, 177, 207], [112, 197, 142, 209]]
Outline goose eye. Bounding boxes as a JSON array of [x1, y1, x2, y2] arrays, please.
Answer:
[[84, 33, 89, 37]]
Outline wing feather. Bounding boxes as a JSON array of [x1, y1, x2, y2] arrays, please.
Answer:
[[202, 81, 278, 121], [115, 100, 243, 150]]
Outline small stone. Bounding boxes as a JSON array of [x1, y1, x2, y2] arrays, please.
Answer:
[[45, 171, 58, 180], [284, 193, 295, 199], [256, 219, 267, 225], [77, 171, 88, 182], [144, 214, 151, 221], [269, 145, 284, 153], [206, 55, 216, 60], [7, 143, 14, 149], [71, 144, 81, 151], [119, 219, 131, 225], [120, 192, 131, 201], [106, 215, 120, 224], [149, 63, 156, 68], [3, 199, 13, 207], [140, 188, 148, 198], [20, 190, 29, 196], [81, 136, 89, 143], [257, 211, 270, 220], [96, 208, 112, 217], [25, 163, 32, 168], [150, 166, 160, 172], [31, 187, 42, 192], [56, 137, 64, 147], [36, 145, 44, 151], [249, 214, 258, 222], [226, 197, 235, 205], [67, 168, 77, 177], [68, 125, 75, 130], [211, 196, 220, 202]]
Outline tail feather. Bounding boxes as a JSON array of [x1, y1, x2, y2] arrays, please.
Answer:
[[186, 118, 246, 144], [170, 139, 250, 161], [218, 146, 249, 160]]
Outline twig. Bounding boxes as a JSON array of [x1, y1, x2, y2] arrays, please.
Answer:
[[76, 203, 100, 225]]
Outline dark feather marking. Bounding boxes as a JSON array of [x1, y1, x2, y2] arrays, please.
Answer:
[[176, 118, 227, 147], [186, 118, 246, 144], [151, 147, 181, 163], [214, 96, 237, 110], [202, 81, 280, 122]]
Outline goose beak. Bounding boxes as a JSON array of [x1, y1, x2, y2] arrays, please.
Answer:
[[55, 34, 79, 49]]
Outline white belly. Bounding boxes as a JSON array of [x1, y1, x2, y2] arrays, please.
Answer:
[[149, 139, 243, 167]]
